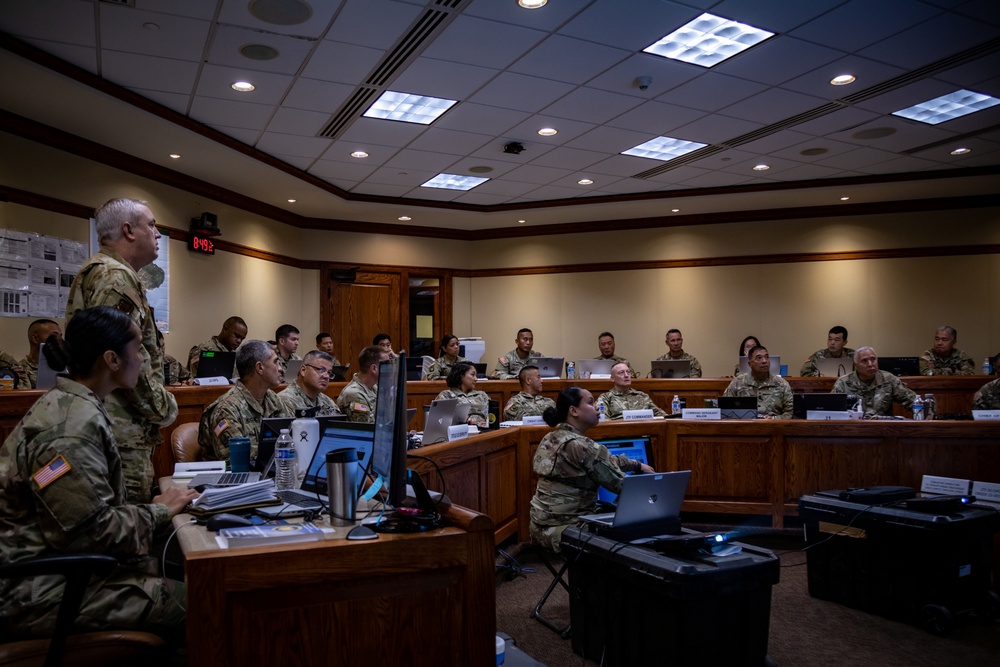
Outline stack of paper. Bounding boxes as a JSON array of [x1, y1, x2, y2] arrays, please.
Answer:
[[190, 479, 277, 512]]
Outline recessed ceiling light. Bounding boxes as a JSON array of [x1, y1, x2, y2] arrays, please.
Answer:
[[578, 178, 594, 185], [518, 0, 547, 8], [753, 164, 770, 171], [623, 136, 708, 161], [892, 89, 1000, 125], [421, 173, 489, 190], [643, 13, 774, 68], [537, 127, 558, 136], [830, 74, 856, 85], [363, 91, 457, 125], [672, 209, 680, 213], [518, 219, 526, 224], [840, 196, 850, 201], [169, 153, 181, 159], [950, 147, 971, 155], [468, 165, 494, 173], [287, 199, 296, 203], [800, 147, 828, 156], [398, 216, 411, 221], [231, 81, 255, 92], [350, 150, 369, 158]]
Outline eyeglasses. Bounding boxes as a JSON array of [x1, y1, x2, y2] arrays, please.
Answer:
[[304, 364, 331, 376]]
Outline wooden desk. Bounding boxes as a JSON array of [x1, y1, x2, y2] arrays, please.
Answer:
[[172, 498, 494, 667]]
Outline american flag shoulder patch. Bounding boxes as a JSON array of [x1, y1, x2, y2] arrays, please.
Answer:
[[33, 455, 72, 490], [352, 402, 368, 412], [214, 419, 230, 436]]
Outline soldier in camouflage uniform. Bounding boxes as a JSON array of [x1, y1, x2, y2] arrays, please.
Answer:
[[530, 387, 651, 552], [492, 328, 543, 379], [972, 377, 1000, 410], [424, 334, 470, 380], [799, 326, 854, 377], [0, 349, 30, 390], [919, 326, 975, 376], [833, 346, 916, 418], [187, 316, 247, 378], [654, 329, 703, 378], [17, 319, 62, 388], [273, 324, 302, 382], [315, 332, 342, 367], [596, 363, 668, 420], [65, 198, 178, 503], [0, 306, 197, 642], [504, 365, 556, 421], [199, 340, 290, 463], [435, 361, 490, 427], [723, 345, 793, 419], [337, 346, 387, 423], [596, 332, 638, 378], [278, 350, 342, 417]]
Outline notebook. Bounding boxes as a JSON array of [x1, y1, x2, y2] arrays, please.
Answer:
[[650, 359, 693, 378], [577, 359, 616, 378], [195, 350, 236, 379], [580, 470, 691, 539], [256, 421, 375, 517], [718, 396, 758, 419], [814, 356, 853, 377], [737, 355, 781, 376], [533, 357, 564, 379]]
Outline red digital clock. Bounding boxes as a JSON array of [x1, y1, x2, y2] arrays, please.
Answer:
[[188, 234, 215, 255]]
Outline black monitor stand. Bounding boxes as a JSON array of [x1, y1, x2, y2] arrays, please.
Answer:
[[372, 469, 444, 533]]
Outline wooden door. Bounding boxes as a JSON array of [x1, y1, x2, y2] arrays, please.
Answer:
[[326, 270, 402, 369]]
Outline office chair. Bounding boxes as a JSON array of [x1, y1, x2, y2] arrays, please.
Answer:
[[530, 546, 572, 639], [0, 554, 166, 667], [170, 422, 201, 464]]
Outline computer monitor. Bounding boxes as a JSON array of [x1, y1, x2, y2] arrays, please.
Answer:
[[196, 350, 236, 379], [878, 356, 920, 376], [793, 393, 851, 419], [594, 435, 654, 504]]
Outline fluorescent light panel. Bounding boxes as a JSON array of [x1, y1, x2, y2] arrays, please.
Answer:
[[421, 173, 489, 190], [643, 13, 774, 68], [622, 136, 708, 161], [363, 91, 457, 125], [892, 89, 1000, 125]]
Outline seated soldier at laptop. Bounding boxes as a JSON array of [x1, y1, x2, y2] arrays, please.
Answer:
[[530, 387, 653, 552], [187, 315, 246, 378], [492, 328, 543, 379], [654, 328, 702, 378], [595, 331, 637, 378], [833, 346, 916, 418], [799, 325, 855, 377], [278, 350, 343, 417], [337, 346, 389, 423], [723, 345, 793, 419], [504, 365, 556, 421], [199, 339, 290, 464], [596, 363, 667, 420], [435, 361, 490, 427]]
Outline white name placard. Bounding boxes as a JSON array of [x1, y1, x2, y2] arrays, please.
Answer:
[[681, 408, 721, 420], [447, 424, 470, 441], [193, 376, 229, 386], [622, 409, 654, 421], [806, 410, 852, 421], [971, 481, 1000, 503], [972, 410, 1000, 421], [921, 475, 971, 496], [522, 415, 545, 425]]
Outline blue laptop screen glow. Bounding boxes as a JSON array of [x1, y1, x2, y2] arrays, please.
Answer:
[[595, 436, 654, 504]]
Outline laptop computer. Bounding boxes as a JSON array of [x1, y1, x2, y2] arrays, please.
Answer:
[[650, 359, 693, 379], [792, 393, 851, 419], [421, 398, 472, 445], [36, 342, 58, 390], [577, 359, 616, 378], [595, 435, 654, 504], [474, 363, 488, 379], [718, 396, 758, 419], [256, 421, 376, 517], [196, 350, 236, 379], [878, 356, 920, 376], [814, 356, 853, 377], [405, 356, 424, 381], [283, 358, 304, 383], [533, 357, 564, 379], [187, 469, 261, 489], [329, 364, 349, 382], [738, 355, 781, 376], [580, 470, 691, 541]]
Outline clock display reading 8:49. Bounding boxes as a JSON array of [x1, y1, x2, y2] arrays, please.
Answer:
[[188, 234, 215, 255]]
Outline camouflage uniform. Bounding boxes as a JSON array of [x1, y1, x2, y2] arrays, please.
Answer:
[[799, 348, 856, 377], [0, 377, 183, 641], [187, 336, 235, 378], [336, 374, 378, 423], [424, 355, 470, 381], [278, 380, 342, 417], [435, 388, 490, 427], [833, 370, 916, 418], [503, 392, 556, 422], [529, 423, 644, 552], [492, 349, 543, 380], [0, 351, 29, 389], [16, 355, 37, 389], [654, 351, 703, 378], [275, 350, 302, 382], [919, 348, 975, 376], [723, 373, 794, 419], [162, 354, 189, 385], [595, 387, 667, 420], [598, 354, 638, 378], [971, 378, 1000, 411], [66, 247, 177, 503], [198, 380, 289, 462]]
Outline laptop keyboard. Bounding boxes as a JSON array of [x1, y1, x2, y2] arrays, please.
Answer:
[[276, 489, 324, 508], [216, 472, 253, 485]]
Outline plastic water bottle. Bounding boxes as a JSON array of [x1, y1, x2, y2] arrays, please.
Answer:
[[275, 428, 297, 490], [671, 394, 681, 415], [912, 395, 924, 421], [566, 361, 576, 380], [924, 393, 936, 420], [984, 358, 993, 375], [598, 404, 607, 422]]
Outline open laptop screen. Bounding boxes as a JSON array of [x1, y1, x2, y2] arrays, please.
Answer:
[[594, 436, 653, 504], [301, 422, 376, 496]]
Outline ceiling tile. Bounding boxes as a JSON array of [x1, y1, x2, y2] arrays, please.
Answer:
[[336, 117, 427, 147], [502, 116, 596, 146], [508, 35, 630, 86], [669, 114, 763, 144], [853, 154, 944, 174], [710, 0, 845, 33], [348, 182, 413, 197], [102, 51, 199, 95], [0, 2, 95, 46], [857, 13, 997, 69], [853, 78, 970, 115], [715, 36, 845, 86], [255, 131, 332, 159], [300, 41, 385, 85], [322, 0, 423, 50], [643, 165, 710, 184], [518, 184, 587, 201], [317, 141, 396, 166], [23, 40, 97, 74], [269, 154, 314, 171], [127, 87, 191, 115], [779, 55, 907, 100], [465, 138, 557, 164], [191, 97, 274, 131], [527, 146, 608, 170], [586, 53, 703, 98], [565, 125, 661, 154], [442, 159, 520, 178], [432, 103, 530, 136], [283, 78, 355, 113], [591, 177, 662, 195], [677, 170, 755, 188], [814, 146, 899, 169], [729, 130, 817, 155], [605, 100, 705, 135], [135, 0, 218, 20], [934, 53, 1000, 90], [502, 163, 575, 184], [390, 57, 497, 100], [541, 87, 644, 125], [265, 107, 333, 136], [421, 15, 546, 70], [788, 0, 940, 52], [718, 88, 828, 124], [206, 124, 262, 144], [464, 0, 596, 32], [785, 107, 882, 138], [468, 72, 576, 113], [216, 0, 344, 39], [100, 6, 209, 61], [406, 127, 494, 155], [366, 166, 440, 187], [384, 148, 466, 172], [470, 179, 540, 197], [655, 72, 768, 112], [307, 158, 379, 182], [585, 154, 671, 177], [205, 24, 314, 75], [769, 137, 869, 162], [452, 192, 512, 206], [718, 155, 806, 177], [560, 0, 699, 51]]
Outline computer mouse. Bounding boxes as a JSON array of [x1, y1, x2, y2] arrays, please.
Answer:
[[206, 513, 254, 531]]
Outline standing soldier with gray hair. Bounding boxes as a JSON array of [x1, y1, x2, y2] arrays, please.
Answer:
[[65, 198, 178, 503]]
